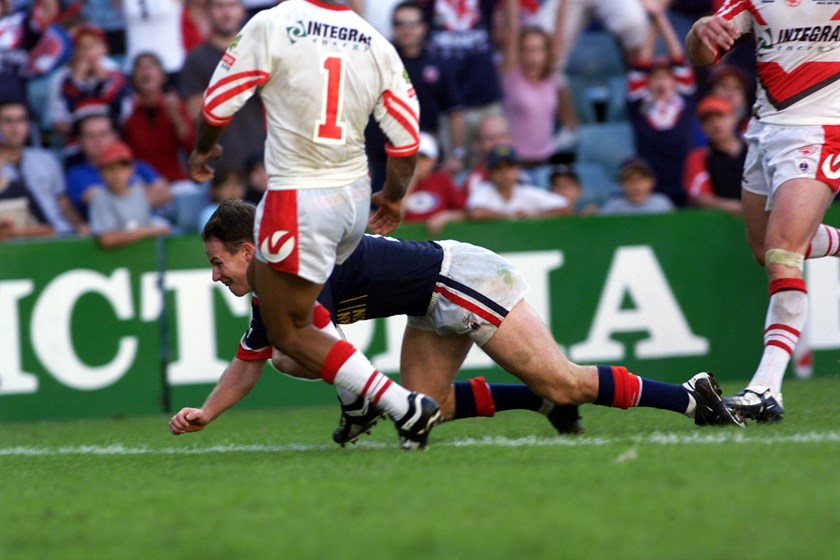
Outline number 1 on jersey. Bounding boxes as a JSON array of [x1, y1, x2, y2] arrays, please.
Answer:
[[315, 54, 346, 144]]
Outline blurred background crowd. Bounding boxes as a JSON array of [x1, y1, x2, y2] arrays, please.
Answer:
[[0, 0, 757, 246]]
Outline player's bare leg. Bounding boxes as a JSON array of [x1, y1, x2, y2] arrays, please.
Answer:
[[253, 261, 442, 447], [726, 179, 834, 422]]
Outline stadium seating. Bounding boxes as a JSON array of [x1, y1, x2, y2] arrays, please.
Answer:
[[575, 161, 621, 209], [575, 121, 635, 178], [565, 31, 625, 81]]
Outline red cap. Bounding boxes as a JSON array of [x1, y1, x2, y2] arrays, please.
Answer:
[[72, 23, 106, 47], [696, 95, 734, 118], [98, 141, 134, 167]]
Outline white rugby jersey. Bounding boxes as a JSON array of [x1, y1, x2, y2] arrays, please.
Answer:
[[717, 0, 840, 125], [202, 0, 420, 189]]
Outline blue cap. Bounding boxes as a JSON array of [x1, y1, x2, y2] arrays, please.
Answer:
[[486, 145, 518, 169]]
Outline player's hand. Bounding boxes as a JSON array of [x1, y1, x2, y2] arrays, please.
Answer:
[[693, 16, 738, 58], [368, 191, 403, 235], [169, 407, 210, 435], [188, 144, 223, 183]]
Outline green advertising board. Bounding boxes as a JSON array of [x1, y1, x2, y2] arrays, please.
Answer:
[[2, 209, 839, 422]]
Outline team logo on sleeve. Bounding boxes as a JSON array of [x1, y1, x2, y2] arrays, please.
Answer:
[[260, 230, 297, 263], [228, 34, 241, 51]]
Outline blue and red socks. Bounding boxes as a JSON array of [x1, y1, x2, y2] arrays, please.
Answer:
[[594, 365, 689, 414], [452, 376, 549, 419]]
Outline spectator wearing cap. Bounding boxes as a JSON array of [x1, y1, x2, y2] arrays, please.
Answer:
[[626, 5, 695, 208], [88, 140, 170, 249], [66, 112, 172, 221], [403, 132, 466, 235], [707, 64, 751, 134], [600, 158, 674, 216], [467, 145, 569, 220], [44, 22, 128, 159], [683, 95, 745, 216]]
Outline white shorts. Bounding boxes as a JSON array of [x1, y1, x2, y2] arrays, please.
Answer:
[[743, 119, 840, 210], [253, 176, 371, 284], [407, 240, 529, 346]]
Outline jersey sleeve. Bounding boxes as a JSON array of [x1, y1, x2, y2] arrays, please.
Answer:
[[372, 50, 420, 158], [235, 296, 272, 361], [715, 0, 754, 42], [201, 13, 272, 127]]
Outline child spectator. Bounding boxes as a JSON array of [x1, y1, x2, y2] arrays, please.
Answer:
[[197, 169, 245, 232], [403, 132, 466, 235], [123, 52, 195, 192], [706, 64, 751, 134], [626, 4, 695, 207], [600, 158, 674, 216], [467, 145, 569, 220], [88, 141, 170, 249], [683, 95, 745, 216], [66, 112, 172, 221], [548, 163, 598, 215]]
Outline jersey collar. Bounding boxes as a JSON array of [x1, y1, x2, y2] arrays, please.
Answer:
[[304, 0, 351, 11]]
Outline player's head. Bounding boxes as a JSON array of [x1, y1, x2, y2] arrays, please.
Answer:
[[202, 199, 256, 297]]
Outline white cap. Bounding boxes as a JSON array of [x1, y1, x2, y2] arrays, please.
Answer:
[[418, 132, 439, 160]]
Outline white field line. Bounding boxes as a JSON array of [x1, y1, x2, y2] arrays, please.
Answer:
[[1, 431, 839, 457]]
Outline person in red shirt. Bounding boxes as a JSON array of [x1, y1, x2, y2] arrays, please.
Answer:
[[403, 132, 466, 235], [683, 95, 745, 215], [123, 52, 195, 190]]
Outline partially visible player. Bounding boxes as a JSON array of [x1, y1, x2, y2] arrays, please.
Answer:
[[687, 1, 840, 422], [168, 200, 743, 447], [185, 0, 438, 449]]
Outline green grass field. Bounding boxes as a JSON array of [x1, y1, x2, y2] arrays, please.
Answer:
[[2, 376, 839, 560]]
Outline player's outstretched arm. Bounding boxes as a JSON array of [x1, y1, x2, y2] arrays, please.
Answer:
[[369, 154, 417, 234], [168, 357, 265, 435]]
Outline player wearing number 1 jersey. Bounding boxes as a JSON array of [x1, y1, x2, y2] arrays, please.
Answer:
[[687, 1, 840, 422], [184, 0, 440, 449]]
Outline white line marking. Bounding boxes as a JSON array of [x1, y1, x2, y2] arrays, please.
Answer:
[[1, 431, 838, 457]]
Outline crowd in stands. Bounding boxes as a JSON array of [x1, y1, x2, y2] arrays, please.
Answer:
[[0, 0, 756, 245]]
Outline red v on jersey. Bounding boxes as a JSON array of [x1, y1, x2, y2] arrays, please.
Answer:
[[758, 60, 840, 110]]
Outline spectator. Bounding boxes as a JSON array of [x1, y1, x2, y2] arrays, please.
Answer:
[[467, 145, 569, 220], [44, 22, 128, 160], [535, 0, 650, 70], [403, 132, 466, 235], [242, 151, 266, 205], [391, 1, 465, 173], [0, 0, 59, 105], [626, 4, 696, 207], [499, 23, 577, 186], [123, 52, 195, 191], [600, 158, 674, 216], [182, 0, 211, 53], [0, 100, 84, 235], [706, 63, 750, 134], [683, 95, 745, 216], [418, 0, 519, 137], [548, 163, 597, 215], [66, 112, 172, 220], [178, 0, 265, 175], [0, 152, 54, 241], [461, 111, 513, 196], [81, 0, 126, 57], [123, 0, 186, 82], [88, 141, 170, 249], [197, 168, 245, 231]]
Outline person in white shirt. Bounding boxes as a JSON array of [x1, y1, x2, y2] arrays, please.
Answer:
[[180, 0, 441, 450], [467, 145, 569, 220]]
